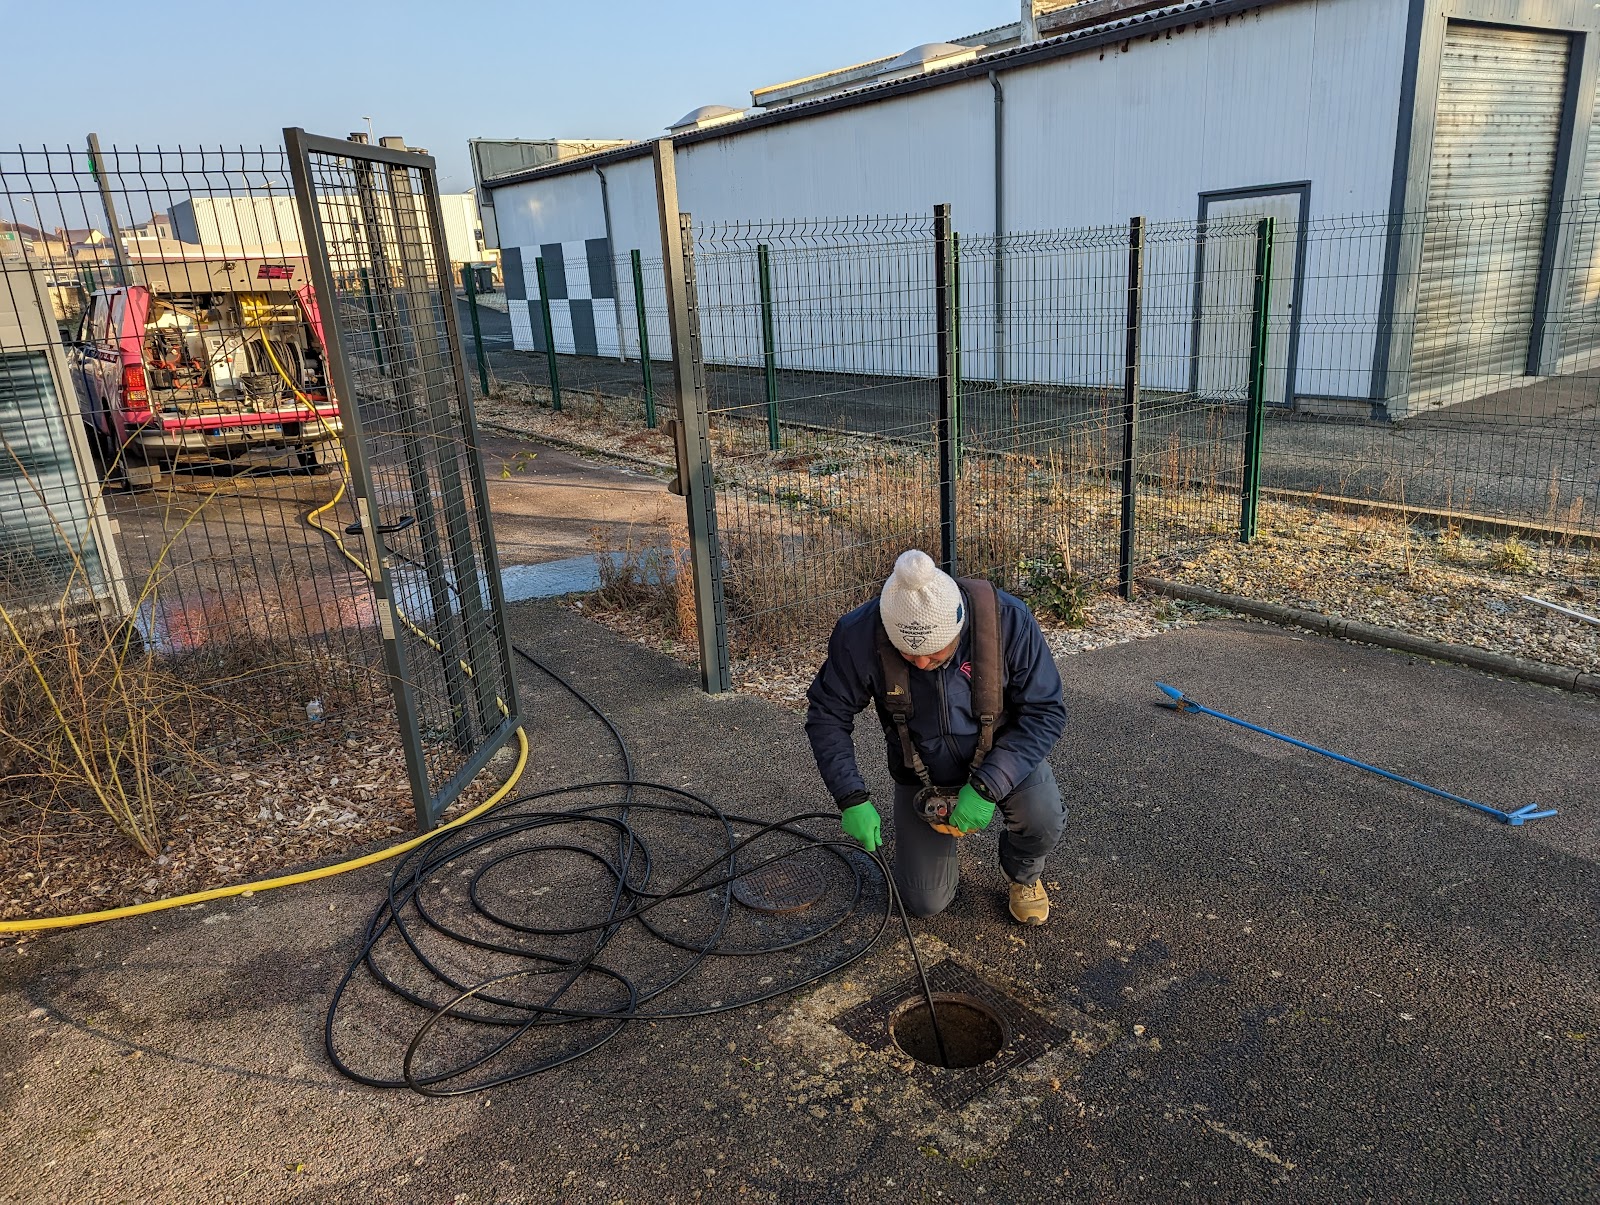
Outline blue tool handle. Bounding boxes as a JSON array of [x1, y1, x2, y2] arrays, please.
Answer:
[[1155, 683, 1557, 826]]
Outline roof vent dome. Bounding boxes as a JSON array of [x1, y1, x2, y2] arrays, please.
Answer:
[[669, 104, 747, 132], [881, 42, 979, 77]]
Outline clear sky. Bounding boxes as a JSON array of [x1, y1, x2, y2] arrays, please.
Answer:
[[3, 0, 1017, 193]]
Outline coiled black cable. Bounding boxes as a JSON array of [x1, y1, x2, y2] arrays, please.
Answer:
[[325, 644, 951, 1095]]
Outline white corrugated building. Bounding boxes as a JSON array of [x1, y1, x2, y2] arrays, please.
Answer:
[[170, 192, 486, 267], [480, 0, 1600, 419]]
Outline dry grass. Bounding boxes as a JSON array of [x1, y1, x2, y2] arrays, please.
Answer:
[[587, 519, 697, 644], [498, 390, 1598, 674], [595, 436, 1093, 656], [1163, 501, 1600, 670]]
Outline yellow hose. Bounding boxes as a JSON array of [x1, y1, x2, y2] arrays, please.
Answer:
[[259, 337, 358, 567], [0, 341, 529, 934]]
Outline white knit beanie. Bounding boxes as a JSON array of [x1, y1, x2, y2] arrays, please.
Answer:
[[879, 549, 965, 656]]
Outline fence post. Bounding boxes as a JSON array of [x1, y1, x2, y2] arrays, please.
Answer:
[[934, 204, 958, 576], [1240, 216, 1274, 544], [460, 263, 490, 396], [631, 249, 656, 428], [758, 243, 780, 451], [653, 139, 731, 694], [1119, 216, 1144, 600], [85, 134, 131, 288], [952, 231, 962, 479], [357, 265, 384, 372], [534, 255, 562, 411]]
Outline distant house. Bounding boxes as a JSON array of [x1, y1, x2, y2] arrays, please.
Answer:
[[0, 222, 45, 263], [128, 213, 174, 244], [48, 227, 114, 270], [1, 222, 80, 268]]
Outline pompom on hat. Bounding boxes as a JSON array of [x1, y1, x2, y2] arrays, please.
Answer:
[[879, 549, 964, 656]]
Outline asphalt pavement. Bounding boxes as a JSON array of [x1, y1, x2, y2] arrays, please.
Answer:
[[4, 612, 1594, 1202]]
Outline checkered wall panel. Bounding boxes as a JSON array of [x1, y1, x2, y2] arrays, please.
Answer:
[[502, 238, 619, 357]]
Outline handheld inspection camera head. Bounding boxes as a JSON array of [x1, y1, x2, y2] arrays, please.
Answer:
[[912, 785, 967, 837]]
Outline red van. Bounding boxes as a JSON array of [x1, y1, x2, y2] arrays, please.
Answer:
[[72, 254, 340, 475]]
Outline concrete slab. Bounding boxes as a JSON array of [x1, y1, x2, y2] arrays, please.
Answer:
[[2, 612, 1595, 1202], [477, 433, 670, 568]]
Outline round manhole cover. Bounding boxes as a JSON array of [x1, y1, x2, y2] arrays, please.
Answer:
[[890, 993, 1008, 1068], [730, 856, 825, 914]]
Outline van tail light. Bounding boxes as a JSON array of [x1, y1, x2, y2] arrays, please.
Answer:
[[122, 363, 149, 404]]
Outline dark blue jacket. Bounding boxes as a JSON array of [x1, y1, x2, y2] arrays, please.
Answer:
[[805, 587, 1067, 807]]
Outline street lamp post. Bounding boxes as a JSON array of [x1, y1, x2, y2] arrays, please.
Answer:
[[16, 196, 42, 264]]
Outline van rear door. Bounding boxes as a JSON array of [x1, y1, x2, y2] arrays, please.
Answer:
[[79, 291, 118, 433], [114, 287, 152, 429]]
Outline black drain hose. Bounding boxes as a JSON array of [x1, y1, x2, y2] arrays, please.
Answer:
[[325, 645, 954, 1093]]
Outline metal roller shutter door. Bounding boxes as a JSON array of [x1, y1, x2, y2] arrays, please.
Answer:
[[1561, 78, 1600, 361], [1412, 23, 1569, 402], [0, 352, 110, 611]]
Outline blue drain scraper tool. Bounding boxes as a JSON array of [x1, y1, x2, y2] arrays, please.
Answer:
[[1155, 683, 1558, 827]]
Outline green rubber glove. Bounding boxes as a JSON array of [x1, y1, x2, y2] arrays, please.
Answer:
[[949, 783, 996, 833], [840, 801, 882, 852]]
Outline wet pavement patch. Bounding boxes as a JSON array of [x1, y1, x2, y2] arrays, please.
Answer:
[[499, 553, 616, 601], [834, 959, 1074, 1109]]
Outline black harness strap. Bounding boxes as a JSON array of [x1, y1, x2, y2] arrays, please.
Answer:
[[959, 577, 1004, 773], [873, 619, 933, 786], [874, 578, 1006, 787]]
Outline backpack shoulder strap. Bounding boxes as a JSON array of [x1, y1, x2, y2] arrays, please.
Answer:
[[874, 611, 931, 786], [956, 577, 1005, 771]]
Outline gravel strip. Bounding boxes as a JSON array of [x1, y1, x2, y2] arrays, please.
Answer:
[[1146, 577, 1600, 695], [478, 391, 676, 468], [1159, 504, 1600, 674]]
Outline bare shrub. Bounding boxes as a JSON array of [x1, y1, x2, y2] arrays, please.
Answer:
[[0, 447, 329, 857], [712, 442, 1087, 655], [0, 617, 223, 857]]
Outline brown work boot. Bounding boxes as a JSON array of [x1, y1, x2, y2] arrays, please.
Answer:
[[1008, 878, 1050, 926]]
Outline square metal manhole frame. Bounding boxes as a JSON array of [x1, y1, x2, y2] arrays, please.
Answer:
[[832, 957, 1072, 1109]]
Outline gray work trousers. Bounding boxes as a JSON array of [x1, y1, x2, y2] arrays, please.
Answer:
[[890, 760, 1066, 918]]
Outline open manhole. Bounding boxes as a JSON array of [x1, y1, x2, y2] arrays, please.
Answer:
[[890, 993, 1007, 1068], [835, 958, 1071, 1109], [730, 856, 825, 914]]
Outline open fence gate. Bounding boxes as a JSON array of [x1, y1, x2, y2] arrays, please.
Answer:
[[284, 128, 520, 830]]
